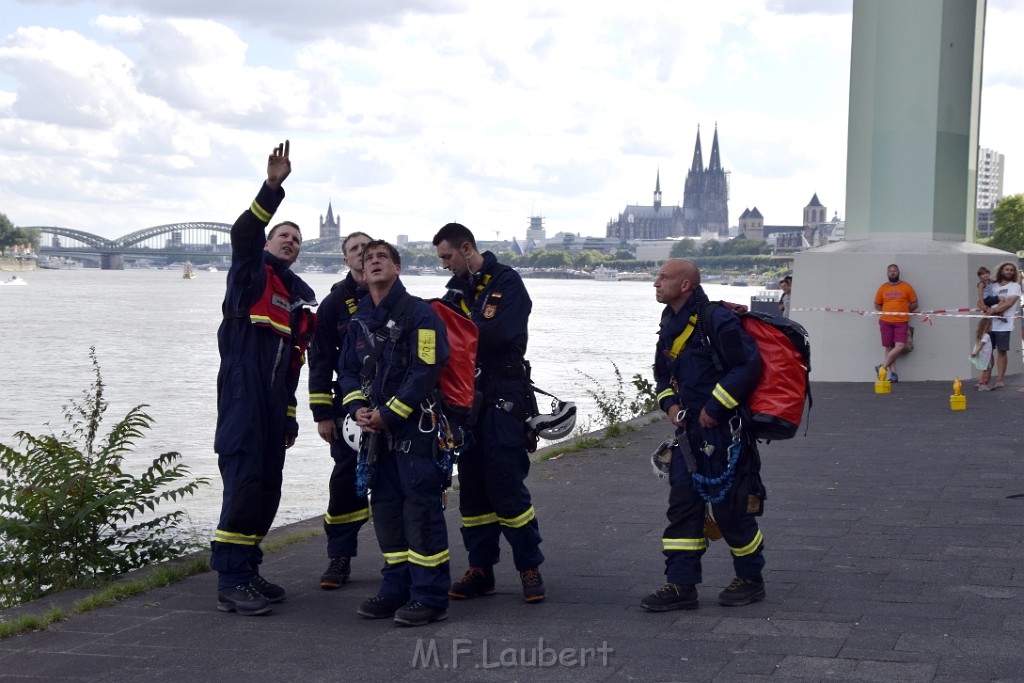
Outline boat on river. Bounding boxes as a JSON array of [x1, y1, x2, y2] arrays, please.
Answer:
[[593, 265, 620, 281], [182, 262, 197, 280], [1, 275, 27, 286]]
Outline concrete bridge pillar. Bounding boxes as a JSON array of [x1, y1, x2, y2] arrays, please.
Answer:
[[101, 253, 124, 270], [793, 0, 1017, 382]]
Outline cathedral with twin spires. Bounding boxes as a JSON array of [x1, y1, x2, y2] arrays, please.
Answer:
[[606, 126, 730, 241]]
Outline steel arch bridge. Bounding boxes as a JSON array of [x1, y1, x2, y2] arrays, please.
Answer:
[[28, 223, 346, 269]]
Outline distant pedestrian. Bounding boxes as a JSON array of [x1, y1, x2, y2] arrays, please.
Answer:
[[983, 261, 1020, 390], [307, 231, 373, 589], [641, 258, 767, 613], [873, 264, 917, 382], [778, 276, 792, 318], [211, 140, 318, 616], [971, 317, 995, 390], [976, 266, 998, 313]]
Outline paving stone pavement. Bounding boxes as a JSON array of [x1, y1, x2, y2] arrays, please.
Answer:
[[2, 381, 1023, 682]]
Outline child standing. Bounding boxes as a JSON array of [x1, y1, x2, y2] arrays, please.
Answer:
[[971, 317, 994, 390]]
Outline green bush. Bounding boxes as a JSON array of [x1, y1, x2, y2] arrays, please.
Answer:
[[579, 362, 658, 431], [0, 348, 208, 608]]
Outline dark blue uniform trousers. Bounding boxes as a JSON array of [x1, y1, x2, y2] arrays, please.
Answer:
[[662, 423, 765, 587], [371, 428, 450, 609], [457, 380, 544, 571], [324, 436, 369, 557], [211, 442, 286, 590]]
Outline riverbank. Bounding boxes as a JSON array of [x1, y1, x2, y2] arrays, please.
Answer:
[[2, 380, 1022, 682]]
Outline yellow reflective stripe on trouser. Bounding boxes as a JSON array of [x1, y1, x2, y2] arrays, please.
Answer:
[[325, 508, 370, 525], [213, 530, 263, 546], [729, 530, 764, 557], [383, 550, 409, 565], [409, 549, 450, 568], [309, 392, 333, 407], [498, 506, 536, 529], [342, 390, 367, 406], [250, 199, 272, 223], [712, 383, 739, 410], [662, 537, 708, 552], [462, 512, 499, 528], [386, 396, 413, 419]]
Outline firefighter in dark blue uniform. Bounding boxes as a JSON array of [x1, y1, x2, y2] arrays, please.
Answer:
[[642, 258, 767, 611], [338, 240, 452, 627], [433, 222, 545, 603], [212, 141, 317, 616], [308, 231, 372, 589]]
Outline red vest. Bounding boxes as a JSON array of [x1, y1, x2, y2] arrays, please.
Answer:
[[249, 264, 295, 338]]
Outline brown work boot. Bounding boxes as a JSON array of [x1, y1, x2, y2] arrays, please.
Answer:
[[448, 566, 496, 599]]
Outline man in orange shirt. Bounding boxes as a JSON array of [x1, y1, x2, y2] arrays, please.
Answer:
[[873, 264, 918, 381]]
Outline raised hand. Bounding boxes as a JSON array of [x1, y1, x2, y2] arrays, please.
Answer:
[[266, 140, 291, 190]]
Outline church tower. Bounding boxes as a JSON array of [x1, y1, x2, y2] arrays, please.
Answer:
[[682, 125, 730, 237], [319, 201, 340, 239], [654, 170, 662, 210]]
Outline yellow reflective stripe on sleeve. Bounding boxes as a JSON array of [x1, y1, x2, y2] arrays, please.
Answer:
[[250, 199, 272, 223], [728, 530, 764, 557], [325, 507, 370, 525], [382, 550, 409, 565], [669, 315, 699, 359], [309, 393, 334, 406], [342, 390, 367, 406], [462, 512, 499, 528], [657, 388, 675, 403], [287, 405, 296, 418], [417, 329, 436, 364], [712, 384, 739, 410], [249, 314, 291, 336], [213, 530, 263, 546], [408, 549, 450, 568], [662, 537, 709, 552], [498, 506, 536, 529], [387, 396, 413, 419]]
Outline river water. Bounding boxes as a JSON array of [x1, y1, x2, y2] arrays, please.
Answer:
[[0, 269, 761, 533]]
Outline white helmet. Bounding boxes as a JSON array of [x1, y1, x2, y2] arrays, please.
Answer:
[[651, 438, 674, 481], [527, 400, 577, 440], [340, 414, 362, 453]]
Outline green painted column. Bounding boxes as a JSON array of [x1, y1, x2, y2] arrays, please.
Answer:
[[845, 0, 985, 242]]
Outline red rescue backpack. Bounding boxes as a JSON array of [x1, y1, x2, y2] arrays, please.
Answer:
[[701, 301, 811, 440], [427, 299, 479, 426]]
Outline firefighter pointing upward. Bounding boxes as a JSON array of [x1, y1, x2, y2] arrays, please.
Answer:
[[211, 141, 317, 616]]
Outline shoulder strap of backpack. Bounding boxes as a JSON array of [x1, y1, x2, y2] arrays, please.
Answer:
[[359, 291, 419, 382], [698, 301, 726, 373]]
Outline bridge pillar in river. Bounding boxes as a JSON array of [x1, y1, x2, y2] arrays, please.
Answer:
[[101, 253, 124, 270]]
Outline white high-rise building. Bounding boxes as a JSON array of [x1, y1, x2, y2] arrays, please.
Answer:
[[976, 147, 1005, 238]]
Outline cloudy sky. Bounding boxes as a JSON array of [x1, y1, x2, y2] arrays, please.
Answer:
[[1, 0, 1021, 244]]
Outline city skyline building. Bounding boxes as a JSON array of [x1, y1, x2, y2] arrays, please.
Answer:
[[976, 146, 1004, 238]]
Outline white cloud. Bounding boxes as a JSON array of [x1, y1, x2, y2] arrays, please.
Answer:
[[0, 0, 1020, 246]]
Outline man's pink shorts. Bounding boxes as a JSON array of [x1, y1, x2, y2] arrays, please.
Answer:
[[879, 320, 909, 347]]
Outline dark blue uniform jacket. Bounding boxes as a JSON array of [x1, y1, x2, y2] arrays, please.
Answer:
[[654, 287, 761, 423], [308, 272, 367, 423], [441, 251, 531, 384], [214, 182, 317, 456], [338, 279, 450, 433]]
